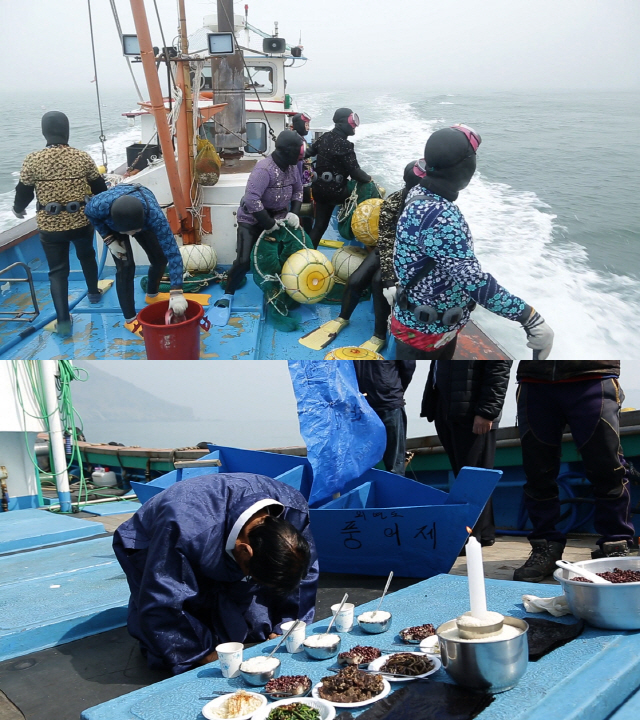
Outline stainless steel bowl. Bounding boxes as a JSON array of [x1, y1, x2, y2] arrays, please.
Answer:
[[437, 616, 529, 693], [553, 556, 640, 630], [303, 634, 342, 660], [357, 612, 392, 634], [239, 657, 281, 686]]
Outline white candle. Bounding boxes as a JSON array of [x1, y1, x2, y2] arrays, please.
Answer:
[[466, 533, 487, 617]]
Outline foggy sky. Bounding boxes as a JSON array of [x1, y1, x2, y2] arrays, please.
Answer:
[[3, 0, 639, 94]]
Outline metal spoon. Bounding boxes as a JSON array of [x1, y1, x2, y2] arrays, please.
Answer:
[[323, 593, 348, 637], [556, 559, 611, 584], [372, 571, 393, 618], [266, 619, 302, 658]]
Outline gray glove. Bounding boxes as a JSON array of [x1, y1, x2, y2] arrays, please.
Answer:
[[382, 286, 397, 308], [284, 212, 300, 229], [12, 208, 26, 219], [520, 308, 554, 359], [104, 234, 127, 261]]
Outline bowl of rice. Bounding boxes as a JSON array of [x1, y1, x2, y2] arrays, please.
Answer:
[[303, 633, 341, 660], [239, 655, 282, 686], [202, 690, 266, 720]]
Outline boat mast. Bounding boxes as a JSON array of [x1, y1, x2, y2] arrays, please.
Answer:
[[129, 0, 196, 244]]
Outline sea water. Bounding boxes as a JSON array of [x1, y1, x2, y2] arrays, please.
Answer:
[[1, 87, 639, 361]]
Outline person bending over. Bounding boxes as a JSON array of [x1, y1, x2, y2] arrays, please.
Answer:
[[113, 472, 318, 675]]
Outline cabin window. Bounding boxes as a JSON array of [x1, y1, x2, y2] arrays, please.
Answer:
[[244, 65, 274, 95], [245, 122, 267, 154]]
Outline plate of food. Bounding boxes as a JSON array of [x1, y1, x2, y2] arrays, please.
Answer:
[[419, 635, 441, 655], [202, 690, 267, 720], [252, 697, 335, 720], [398, 624, 437, 644], [264, 675, 312, 700], [311, 666, 391, 708], [367, 652, 440, 682], [337, 645, 382, 666]]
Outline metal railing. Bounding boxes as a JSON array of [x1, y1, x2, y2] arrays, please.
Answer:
[[0, 262, 41, 322]]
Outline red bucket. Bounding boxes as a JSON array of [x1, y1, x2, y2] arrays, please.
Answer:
[[135, 299, 211, 360]]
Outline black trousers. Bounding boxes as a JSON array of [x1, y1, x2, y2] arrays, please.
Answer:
[[113, 231, 167, 320], [308, 201, 336, 249], [224, 223, 263, 295], [339, 250, 389, 339], [517, 378, 634, 546], [394, 336, 458, 360], [434, 392, 496, 541], [40, 224, 99, 324]]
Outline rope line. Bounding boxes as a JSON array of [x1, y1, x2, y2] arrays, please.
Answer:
[[86, 0, 108, 170]]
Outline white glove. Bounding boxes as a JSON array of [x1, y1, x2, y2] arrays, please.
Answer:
[[284, 212, 300, 229], [382, 286, 397, 308], [105, 235, 127, 261], [522, 594, 570, 617], [520, 308, 554, 359], [169, 289, 188, 317], [12, 208, 26, 219]]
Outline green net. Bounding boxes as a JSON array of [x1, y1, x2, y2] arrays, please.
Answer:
[[250, 224, 313, 332], [337, 180, 383, 241]]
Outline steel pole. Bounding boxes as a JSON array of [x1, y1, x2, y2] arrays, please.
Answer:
[[41, 361, 71, 512]]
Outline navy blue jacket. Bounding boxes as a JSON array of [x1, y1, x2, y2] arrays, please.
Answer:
[[353, 361, 416, 412], [113, 473, 318, 675]]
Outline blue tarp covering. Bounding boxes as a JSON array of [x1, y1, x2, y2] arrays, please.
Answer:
[[288, 361, 386, 505]]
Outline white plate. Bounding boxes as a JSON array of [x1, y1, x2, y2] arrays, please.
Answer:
[[419, 636, 441, 655], [252, 697, 336, 720], [202, 691, 267, 720], [311, 678, 391, 708], [367, 653, 441, 682]]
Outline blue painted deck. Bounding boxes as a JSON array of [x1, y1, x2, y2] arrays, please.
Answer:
[[82, 501, 142, 516], [81, 574, 640, 720], [0, 536, 129, 662], [0, 508, 105, 554], [610, 688, 640, 719]]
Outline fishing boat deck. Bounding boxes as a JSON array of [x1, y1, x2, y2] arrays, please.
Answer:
[[0, 507, 618, 720]]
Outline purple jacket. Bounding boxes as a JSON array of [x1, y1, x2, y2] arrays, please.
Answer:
[[237, 156, 303, 225]]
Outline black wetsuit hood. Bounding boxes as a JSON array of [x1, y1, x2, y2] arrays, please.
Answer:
[[42, 111, 70, 146], [272, 130, 303, 170], [420, 127, 477, 202], [401, 160, 424, 201], [111, 194, 146, 232], [333, 107, 356, 138], [291, 113, 309, 137]]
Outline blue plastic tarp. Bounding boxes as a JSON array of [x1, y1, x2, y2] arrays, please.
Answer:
[[288, 361, 386, 505]]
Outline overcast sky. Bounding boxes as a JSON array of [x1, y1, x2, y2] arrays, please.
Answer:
[[3, 0, 639, 94]]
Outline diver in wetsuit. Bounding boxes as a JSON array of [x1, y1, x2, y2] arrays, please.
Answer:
[[307, 108, 372, 249], [291, 112, 314, 234], [211, 130, 303, 326], [392, 125, 555, 359], [12, 111, 107, 335], [299, 160, 424, 353]]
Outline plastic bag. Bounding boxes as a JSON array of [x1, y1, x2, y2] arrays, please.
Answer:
[[288, 361, 386, 505], [194, 137, 221, 186]]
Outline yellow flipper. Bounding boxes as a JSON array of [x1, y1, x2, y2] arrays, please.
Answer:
[[97, 279, 114, 293], [44, 320, 57, 332], [298, 318, 348, 350], [124, 320, 144, 337], [318, 239, 344, 249], [145, 292, 211, 306], [359, 335, 387, 353]]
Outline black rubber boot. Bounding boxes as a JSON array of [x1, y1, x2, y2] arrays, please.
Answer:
[[591, 540, 631, 559], [513, 539, 565, 583]]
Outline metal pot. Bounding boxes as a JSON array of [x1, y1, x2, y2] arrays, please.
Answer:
[[437, 616, 528, 693], [553, 556, 640, 630]]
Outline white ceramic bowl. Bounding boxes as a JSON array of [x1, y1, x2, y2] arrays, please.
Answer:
[[202, 691, 267, 720], [252, 697, 336, 720]]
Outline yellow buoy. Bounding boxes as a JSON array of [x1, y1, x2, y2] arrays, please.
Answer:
[[180, 244, 217, 273], [281, 248, 335, 304], [351, 198, 383, 246], [332, 246, 369, 282], [324, 346, 384, 360]]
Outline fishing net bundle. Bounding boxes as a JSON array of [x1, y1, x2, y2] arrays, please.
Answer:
[[194, 137, 221, 186], [249, 223, 315, 331], [337, 180, 384, 241]]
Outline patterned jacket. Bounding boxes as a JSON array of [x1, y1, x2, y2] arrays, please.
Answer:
[[237, 156, 303, 225], [393, 186, 526, 335], [85, 184, 183, 289], [377, 189, 404, 287], [14, 146, 107, 233]]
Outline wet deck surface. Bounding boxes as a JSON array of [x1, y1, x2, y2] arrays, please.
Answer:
[[0, 508, 606, 720]]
